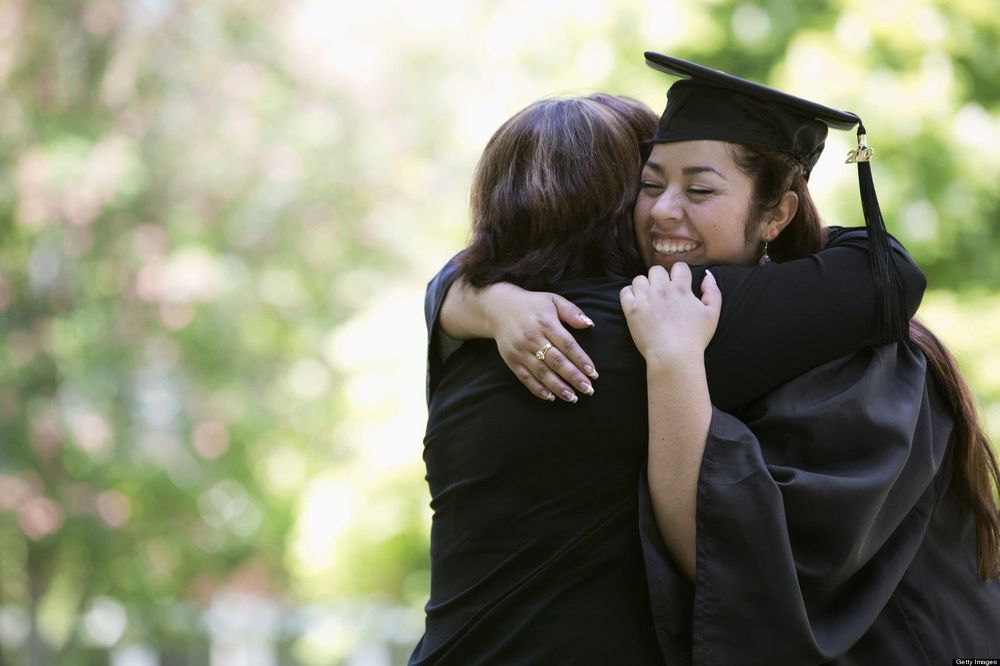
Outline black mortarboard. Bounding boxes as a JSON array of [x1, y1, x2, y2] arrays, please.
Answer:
[[645, 51, 908, 343]]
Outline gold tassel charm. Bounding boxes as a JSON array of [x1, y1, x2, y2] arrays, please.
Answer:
[[846, 129, 874, 163]]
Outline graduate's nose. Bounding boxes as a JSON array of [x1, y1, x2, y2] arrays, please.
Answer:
[[650, 188, 685, 226]]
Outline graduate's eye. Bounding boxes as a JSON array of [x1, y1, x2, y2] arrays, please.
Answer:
[[639, 181, 664, 193], [687, 187, 714, 196]]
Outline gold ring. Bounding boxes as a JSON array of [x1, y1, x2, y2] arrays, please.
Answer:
[[535, 343, 553, 361]]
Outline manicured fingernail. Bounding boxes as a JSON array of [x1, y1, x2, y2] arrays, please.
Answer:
[[705, 269, 715, 281], [580, 382, 594, 395], [584, 365, 599, 379], [561, 390, 578, 403], [541, 390, 555, 401], [579, 314, 595, 327]]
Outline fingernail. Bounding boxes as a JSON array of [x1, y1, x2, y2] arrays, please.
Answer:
[[705, 269, 715, 281], [579, 314, 595, 327], [561, 390, 578, 403], [584, 365, 599, 379], [580, 382, 594, 395], [541, 390, 555, 401]]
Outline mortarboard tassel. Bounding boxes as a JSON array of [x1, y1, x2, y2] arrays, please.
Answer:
[[848, 123, 909, 343]]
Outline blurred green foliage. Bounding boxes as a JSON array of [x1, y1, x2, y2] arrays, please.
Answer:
[[0, 0, 998, 663]]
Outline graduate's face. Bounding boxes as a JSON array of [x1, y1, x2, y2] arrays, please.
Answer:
[[634, 141, 762, 270]]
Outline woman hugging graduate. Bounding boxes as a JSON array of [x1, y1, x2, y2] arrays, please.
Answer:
[[415, 53, 1000, 665]]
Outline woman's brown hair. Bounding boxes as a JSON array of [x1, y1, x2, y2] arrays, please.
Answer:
[[733, 143, 1000, 579], [457, 95, 657, 290]]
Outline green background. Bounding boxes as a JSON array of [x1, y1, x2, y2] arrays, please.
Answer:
[[1, 0, 998, 663]]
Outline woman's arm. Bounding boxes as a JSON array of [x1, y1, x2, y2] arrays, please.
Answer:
[[620, 264, 721, 581]]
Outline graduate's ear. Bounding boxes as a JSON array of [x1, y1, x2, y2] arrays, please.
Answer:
[[765, 190, 799, 241]]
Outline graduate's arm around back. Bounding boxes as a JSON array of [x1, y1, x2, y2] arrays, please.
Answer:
[[424, 227, 925, 409]]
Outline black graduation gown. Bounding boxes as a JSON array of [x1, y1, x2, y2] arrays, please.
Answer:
[[412, 228, 928, 664], [639, 342, 1000, 664]]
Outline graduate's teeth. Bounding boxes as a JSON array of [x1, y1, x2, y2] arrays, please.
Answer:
[[654, 241, 698, 255]]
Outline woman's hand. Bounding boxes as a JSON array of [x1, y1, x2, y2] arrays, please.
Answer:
[[483, 283, 600, 403], [439, 279, 601, 403], [620, 264, 721, 365]]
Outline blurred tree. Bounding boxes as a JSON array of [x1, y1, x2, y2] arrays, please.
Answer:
[[0, 0, 412, 662]]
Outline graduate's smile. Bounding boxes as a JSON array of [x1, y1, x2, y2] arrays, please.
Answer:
[[652, 237, 700, 257]]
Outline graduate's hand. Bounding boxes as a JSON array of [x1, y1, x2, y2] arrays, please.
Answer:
[[480, 282, 599, 403], [620, 264, 721, 366]]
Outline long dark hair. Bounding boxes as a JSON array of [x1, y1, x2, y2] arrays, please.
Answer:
[[732, 143, 1000, 579], [910, 323, 1000, 579], [457, 95, 656, 290]]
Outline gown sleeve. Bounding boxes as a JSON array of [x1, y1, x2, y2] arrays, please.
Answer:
[[700, 227, 926, 410], [641, 341, 956, 664], [423, 229, 925, 407]]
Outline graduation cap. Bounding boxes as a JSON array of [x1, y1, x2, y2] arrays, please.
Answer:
[[645, 51, 908, 343]]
